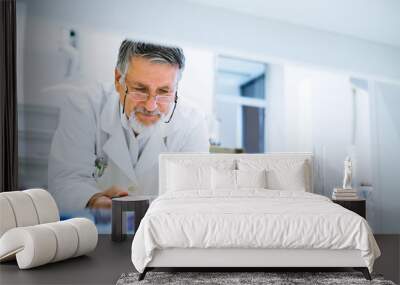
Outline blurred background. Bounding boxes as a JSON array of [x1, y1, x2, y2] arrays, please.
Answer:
[[15, 0, 400, 234]]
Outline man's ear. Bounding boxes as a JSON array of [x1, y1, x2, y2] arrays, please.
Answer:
[[114, 69, 122, 93]]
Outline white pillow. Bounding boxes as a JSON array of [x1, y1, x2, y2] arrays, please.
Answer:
[[167, 162, 211, 191], [211, 168, 236, 190], [211, 169, 268, 190], [236, 169, 267, 188], [266, 164, 306, 191], [238, 159, 308, 191]]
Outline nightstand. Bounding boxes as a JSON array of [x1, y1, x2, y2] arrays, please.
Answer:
[[332, 198, 366, 218], [111, 196, 152, 242]]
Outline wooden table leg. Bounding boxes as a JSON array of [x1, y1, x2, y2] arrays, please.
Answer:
[[134, 200, 149, 234], [112, 201, 123, 242]]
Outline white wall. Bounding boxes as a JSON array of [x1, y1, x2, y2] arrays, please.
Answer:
[[17, 0, 400, 232], [369, 81, 400, 233], [283, 66, 353, 196], [265, 65, 400, 233], [19, 0, 400, 136], [265, 64, 285, 151], [353, 87, 373, 190], [20, 6, 215, 117], [20, 0, 400, 82], [178, 47, 215, 116], [17, 0, 216, 191], [268, 65, 373, 199]]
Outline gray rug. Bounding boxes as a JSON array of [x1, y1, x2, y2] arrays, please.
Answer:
[[116, 271, 396, 285]]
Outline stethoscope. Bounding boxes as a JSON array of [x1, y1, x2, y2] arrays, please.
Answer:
[[93, 118, 108, 179], [92, 89, 178, 179], [93, 156, 108, 179]]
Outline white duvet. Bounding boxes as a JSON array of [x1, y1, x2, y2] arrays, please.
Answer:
[[131, 190, 380, 273]]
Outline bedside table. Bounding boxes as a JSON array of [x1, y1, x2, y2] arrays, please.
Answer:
[[332, 198, 366, 218], [111, 195, 152, 242]]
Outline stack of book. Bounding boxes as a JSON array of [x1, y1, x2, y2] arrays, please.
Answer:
[[332, 188, 358, 200]]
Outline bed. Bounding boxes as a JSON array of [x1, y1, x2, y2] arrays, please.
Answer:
[[131, 153, 380, 280]]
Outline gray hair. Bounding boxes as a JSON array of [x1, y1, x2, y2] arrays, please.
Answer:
[[116, 39, 185, 83]]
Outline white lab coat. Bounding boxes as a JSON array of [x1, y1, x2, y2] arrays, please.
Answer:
[[48, 83, 209, 213]]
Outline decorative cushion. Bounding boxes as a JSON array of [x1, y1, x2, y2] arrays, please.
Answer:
[[42, 221, 78, 262], [64, 218, 98, 257], [0, 196, 16, 237], [0, 189, 59, 237], [0, 218, 97, 269], [24, 188, 59, 224], [0, 191, 40, 228], [0, 189, 97, 269]]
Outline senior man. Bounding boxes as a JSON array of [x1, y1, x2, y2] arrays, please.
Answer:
[[48, 40, 209, 212]]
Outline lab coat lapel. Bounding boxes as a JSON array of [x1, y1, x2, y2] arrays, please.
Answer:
[[100, 90, 138, 185], [135, 123, 168, 175], [136, 106, 183, 173]]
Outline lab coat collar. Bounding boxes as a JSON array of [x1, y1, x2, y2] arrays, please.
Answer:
[[100, 88, 139, 185], [99, 88, 180, 184], [135, 122, 167, 175], [100, 85, 119, 135], [156, 103, 183, 137], [134, 103, 185, 173]]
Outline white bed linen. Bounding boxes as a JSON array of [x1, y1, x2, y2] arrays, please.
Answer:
[[131, 190, 380, 273]]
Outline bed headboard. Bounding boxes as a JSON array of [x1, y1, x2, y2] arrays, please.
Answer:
[[159, 152, 313, 195]]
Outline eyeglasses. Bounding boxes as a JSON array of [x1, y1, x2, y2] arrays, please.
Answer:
[[122, 86, 178, 123], [126, 91, 175, 105]]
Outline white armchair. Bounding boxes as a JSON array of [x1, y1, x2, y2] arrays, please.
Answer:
[[0, 189, 97, 269]]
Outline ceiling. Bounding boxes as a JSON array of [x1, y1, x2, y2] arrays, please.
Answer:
[[184, 0, 400, 48]]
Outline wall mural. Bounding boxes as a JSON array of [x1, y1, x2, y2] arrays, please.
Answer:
[[16, 0, 400, 234]]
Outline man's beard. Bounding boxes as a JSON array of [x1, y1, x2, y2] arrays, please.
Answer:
[[128, 106, 165, 136]]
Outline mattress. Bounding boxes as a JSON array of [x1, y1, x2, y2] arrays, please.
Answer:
[[131, 190, 380, 273]]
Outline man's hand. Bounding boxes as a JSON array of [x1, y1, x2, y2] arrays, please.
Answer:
[[86, 186, 129, 209]]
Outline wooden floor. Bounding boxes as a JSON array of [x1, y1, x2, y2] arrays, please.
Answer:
[[373, 235, 400, 284], [0, 235, 399, 285]]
